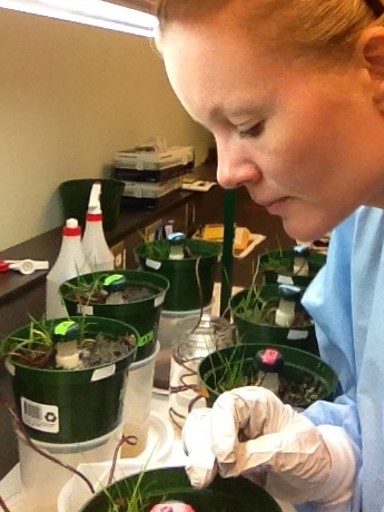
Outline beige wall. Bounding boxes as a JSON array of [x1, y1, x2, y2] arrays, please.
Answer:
[[0, 9, 212, 251]]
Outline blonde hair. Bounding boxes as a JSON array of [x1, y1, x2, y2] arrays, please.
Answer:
[[156, 0, 384, 64]]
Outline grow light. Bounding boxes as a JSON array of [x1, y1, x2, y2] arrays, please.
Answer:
[[0, 0, 158, 37]]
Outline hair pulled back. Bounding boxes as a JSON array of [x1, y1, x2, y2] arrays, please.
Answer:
[[156, 0, 384, 63]]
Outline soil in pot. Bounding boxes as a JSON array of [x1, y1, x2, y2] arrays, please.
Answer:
[[63, 280, 157, 307], [60, 270, 169, 361], [199, 344, 338, 410], [230, 284, 319, 355], [79, 466, 282, 512], [259, 248, 326, 287], [134, 239, 220, 311], [2, 317, 136, 370], [2, 316, 139, 445]]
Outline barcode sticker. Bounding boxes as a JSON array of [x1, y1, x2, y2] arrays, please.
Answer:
[[21, 397, 59, 433]]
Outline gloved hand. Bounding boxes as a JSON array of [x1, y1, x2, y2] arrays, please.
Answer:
[[183, 387, 356, 506]]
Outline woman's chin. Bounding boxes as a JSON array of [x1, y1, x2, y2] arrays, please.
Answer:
[[282, 218, 331, 244]]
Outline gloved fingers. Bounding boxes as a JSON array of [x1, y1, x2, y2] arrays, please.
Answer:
[[217, 414, 330, 478], [182, 408, 217, 489], [185, 462, 217, 489], [210, 386, 296, 463]]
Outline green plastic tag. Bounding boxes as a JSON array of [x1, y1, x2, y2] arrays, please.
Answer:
[[54, 320, 77, 336], [103, 274, 124, 286]]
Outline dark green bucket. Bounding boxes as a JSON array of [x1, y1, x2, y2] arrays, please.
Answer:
[[59, 178, 124, 231], [259, 249, 326, 287], [198, 343, 339, 409], [230, 284, 319, 355], [60, 270, 169, 361], [134, 239, 221, 311], [4, 316, 137, 444], [79, 466, 282, 512]]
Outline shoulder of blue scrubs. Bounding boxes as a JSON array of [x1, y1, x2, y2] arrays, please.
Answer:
[[302, 206, 384, 511]]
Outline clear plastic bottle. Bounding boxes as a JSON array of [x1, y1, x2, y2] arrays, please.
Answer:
[[82, 182, 115, 271], [169, 314, 234, 429], [46, 218, 91, 319]]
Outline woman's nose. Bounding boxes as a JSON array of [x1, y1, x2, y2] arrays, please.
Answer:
[[216, 150, 261, 189]]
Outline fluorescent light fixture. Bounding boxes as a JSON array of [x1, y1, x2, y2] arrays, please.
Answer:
[[0, 0, 158, 37]]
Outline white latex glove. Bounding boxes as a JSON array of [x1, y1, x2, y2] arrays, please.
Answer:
[[183, 387, 356, 506]]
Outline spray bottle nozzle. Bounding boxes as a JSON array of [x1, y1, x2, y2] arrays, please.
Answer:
[[88, 182, 102, 214]]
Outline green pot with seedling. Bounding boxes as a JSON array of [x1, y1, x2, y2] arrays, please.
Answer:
[[259, 245, 326, 287], [60, 270, 169, 361], [198, 343, 339, 410], [79, 466, 282, 512], [1, 316, 138, 444], [134, 236, 221, 312], [230, 283, 319, 355]]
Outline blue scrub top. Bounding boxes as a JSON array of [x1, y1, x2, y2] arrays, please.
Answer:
[[297, 206, 384, 512]]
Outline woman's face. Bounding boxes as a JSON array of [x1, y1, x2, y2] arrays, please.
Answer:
[[160, 9, 384, 241]]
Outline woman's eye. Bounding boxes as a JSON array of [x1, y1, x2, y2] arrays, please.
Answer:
[[238, 121, 265, 139]]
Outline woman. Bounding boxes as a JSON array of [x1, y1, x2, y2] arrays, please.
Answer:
[[155, 1, 384, 511]]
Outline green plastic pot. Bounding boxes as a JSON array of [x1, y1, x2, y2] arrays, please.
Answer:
[[79, 466, 282, 512], [4, 316, 137, 444], [259, 249, 326, 287], [59, 178, 124, 231], [198, 343, 339, 409], [134, 239, 221, 311], [60, 270, 169, 361], [230, 284, 319, 355]]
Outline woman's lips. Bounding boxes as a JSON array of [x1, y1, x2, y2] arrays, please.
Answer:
[[264, 197, 289, 215]]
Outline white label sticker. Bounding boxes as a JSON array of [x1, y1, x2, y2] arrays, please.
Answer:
[[77, 304, 94, 315], [145, 258, 161, 270], [21, 397, 59, 433], [277, 275, 294, 285], [287, 330, 309, 340], [155, 293, 165, 307], [91, 364, 116, 382]]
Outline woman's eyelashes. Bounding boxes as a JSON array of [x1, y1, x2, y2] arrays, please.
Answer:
[[237, 120, 265, 139]]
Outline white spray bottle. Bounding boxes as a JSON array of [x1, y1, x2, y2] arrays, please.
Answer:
[[46, 218, 91, 319], [82, 182, 115, 271]]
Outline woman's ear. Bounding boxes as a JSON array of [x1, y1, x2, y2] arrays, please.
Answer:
[[358, 27, 384, 110]]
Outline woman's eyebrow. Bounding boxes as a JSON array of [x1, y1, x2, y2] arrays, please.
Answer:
[[208, 103, 264, 122]]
